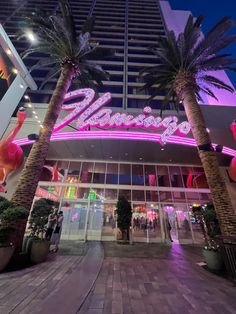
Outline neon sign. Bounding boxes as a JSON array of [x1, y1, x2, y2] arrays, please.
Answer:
[[53, 88, 191, 144]]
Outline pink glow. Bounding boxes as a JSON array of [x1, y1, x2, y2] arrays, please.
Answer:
[[13, 131, 236, 157], [52, 88, 191, 144]]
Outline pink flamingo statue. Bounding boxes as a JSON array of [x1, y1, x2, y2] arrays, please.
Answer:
[[0, 107, 26, 190]]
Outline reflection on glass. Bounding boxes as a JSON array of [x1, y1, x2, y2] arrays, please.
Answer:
[[146, 190, 159, 202], [119, 164, 131, 185], [63, 185, 79, 199], [78, 188, 89, 199], [172, 191, 186, 203], [169, 166, 183, 187], [159, 191, 173, 202], [186, 192, 200, 203], [106, 163, 118, 184], [67, 161, 81, 183], [105, 189, 118, 200], [175, 204, 192, 241], [81, 162, 94, 183], [102, 204, 116, 238], [118, 189, 131, 200], [132, 164, 144, 185], [132, 189, 145, 201], [144, 165, 157, 186], [93, 163, 106, 184], [157, 166, 170, 187], [61, 202, 87, 240], [132, 204, 147, 238], [181, 166, 193, 188]]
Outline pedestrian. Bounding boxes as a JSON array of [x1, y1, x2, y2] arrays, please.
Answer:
[[166, 217, 173, 242], [45, 209, 57, 241], [50, 211, 64, 252]]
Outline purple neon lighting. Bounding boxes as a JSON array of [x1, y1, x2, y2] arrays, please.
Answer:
[[13, 131, 236, 157]]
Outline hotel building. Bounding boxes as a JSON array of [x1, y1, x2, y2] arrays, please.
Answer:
[[1, 0, 236, 244]]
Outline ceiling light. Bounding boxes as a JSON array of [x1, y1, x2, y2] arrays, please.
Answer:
[[139, 157, 143, 160], [26, 31, 36, 42], [32, 111, 36, 114], [6, 49, 12, 55], [20, 84, 24, 89], [91, 144, 95, 148], [12, 68, 18, 74], [28, 103, 32, 108], [161, 147, 164, 151], [35, 115, 38, 119], [40, 125, 44, 128], [37, 120, 41, 123], [80, 155, 83, 158], [110, 156, 113, 159], [125, 152, 128, 156], [206, 128, 210, 133], [24, 95, 29, 100]]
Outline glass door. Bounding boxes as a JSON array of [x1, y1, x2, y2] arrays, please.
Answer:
[[101, 203, 116, 241], [146, 204, 163, 243], [86, 200, 104, 241], [61, 200, 88, 241], [132, 203, 148, 242]]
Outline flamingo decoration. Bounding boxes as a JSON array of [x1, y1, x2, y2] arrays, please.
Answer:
[[0, 107, 26, 190]]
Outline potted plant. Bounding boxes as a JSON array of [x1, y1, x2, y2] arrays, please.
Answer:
[[192, 204, 223, 271], [27, 198, 58, 263], [0, 197, 28, 271], [116, 196, 132, 244]]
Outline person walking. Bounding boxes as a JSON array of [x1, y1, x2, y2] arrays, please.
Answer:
[[51, 211, 64, 252]]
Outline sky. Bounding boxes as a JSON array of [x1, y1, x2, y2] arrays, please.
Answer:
[[169, 0, 236, 87]]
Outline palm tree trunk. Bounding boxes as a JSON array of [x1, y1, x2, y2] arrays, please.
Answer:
[[11, 64, 74, 252], [181, 87, 236, 236]]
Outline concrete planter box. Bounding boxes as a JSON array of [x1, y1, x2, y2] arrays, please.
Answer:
[[203, 249, 224, 271], [0, 245, 14, 272]]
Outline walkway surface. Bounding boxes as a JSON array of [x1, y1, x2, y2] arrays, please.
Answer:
[[0, 242, 235, 314]]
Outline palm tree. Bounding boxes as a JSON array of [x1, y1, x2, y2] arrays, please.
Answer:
[[11, 1, 113, 247], [140, 15, 236, 236]]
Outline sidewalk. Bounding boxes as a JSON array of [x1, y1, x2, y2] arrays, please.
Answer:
[[0, 242, 235, 314], [80, 243, 236, 314]]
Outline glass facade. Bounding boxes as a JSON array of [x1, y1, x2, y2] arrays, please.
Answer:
[[37, 160, 210, 244]]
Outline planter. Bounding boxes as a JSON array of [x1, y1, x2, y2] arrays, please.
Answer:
[[30, 240, 50, 264], [0, 245, 15, 272], [203, 249, 224, 271]]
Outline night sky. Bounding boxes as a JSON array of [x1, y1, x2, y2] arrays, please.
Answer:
[[169, 0, 236, 87]]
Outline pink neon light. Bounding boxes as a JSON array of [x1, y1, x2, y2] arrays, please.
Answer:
[[13, 131, 236, 157], [52, 88, 191, 144]]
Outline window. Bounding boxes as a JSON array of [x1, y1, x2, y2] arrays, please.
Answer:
[[106, 163, 119, 184], [132, 164, 144, 185], [144, 165, 157, 186], [119, 164, 131, 185], [156, 166, 170, 187], [80, 162, 94, 183], [93, 163, 106, 184]]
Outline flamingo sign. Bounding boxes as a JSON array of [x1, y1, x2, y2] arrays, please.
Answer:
[[53, 88, 191, 144]]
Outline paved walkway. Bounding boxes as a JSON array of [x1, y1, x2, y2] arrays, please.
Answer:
[[80, 243, 236, 314], [0, 242, 235, 314]]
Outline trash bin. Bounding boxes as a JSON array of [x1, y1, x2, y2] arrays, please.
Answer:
[[219, 236, 236, 282]]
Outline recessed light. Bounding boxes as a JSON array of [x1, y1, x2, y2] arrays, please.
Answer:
[[139, 157, 143, 160], [24, 95, 29, 100], [20, 84, 24, 89], [206, 128, 210, 133], [6, 49, 12, 55], [91, 144, 95, 148], [35, 115, 38, 119], [110, 156, 113, 159], [161, 147, 164, 151], [80, 155, 83, 158], [169, 159, 172, 162], [28, 103, 32, 108], [125, 153, 128, 156], [32, 111, 36, 114], [12, 68, 18, 74]]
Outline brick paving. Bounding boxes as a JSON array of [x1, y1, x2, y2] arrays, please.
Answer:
[[80, 243, 236, 314], [0, 242, 236, 314]]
